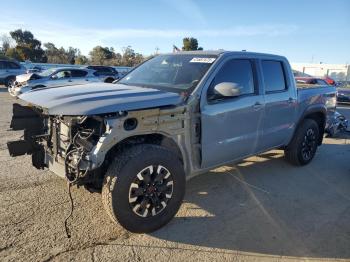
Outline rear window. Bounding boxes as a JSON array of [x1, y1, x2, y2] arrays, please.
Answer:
[[262, 60, 286, 92], [71, 70, 88, 77]]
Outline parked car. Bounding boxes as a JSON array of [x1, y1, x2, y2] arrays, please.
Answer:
[[26, 65, 43, 74], [323, 76, 336, 86], [86, 65, 119, 83], [8, 67, 100, 97], [0, 60, 27, 87], [295, 77, 329, 86], [7, 51, 336, 233], [336, 87, 350, 103]]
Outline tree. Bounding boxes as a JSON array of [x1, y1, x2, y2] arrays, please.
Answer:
[[66, 47, 79, 64], [44, 43, 81, 64], [6, 29, 46, 62], [44, 42, 65, 64], [1, 34, 13, 54], [121, 46, 144, 67], [89, 46, 114, 65], [182, 37, 203, 51], [75, 55, 89, 65], [4, 48, 20, 60]]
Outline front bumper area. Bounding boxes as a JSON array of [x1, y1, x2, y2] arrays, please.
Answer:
[[7, 103, 106, 184]]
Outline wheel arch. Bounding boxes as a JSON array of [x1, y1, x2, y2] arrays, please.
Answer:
[[104, 77, 115, 83], [4, 75, 16, 86], [295, 106, 327, 145], [104, 133, 184, 164]]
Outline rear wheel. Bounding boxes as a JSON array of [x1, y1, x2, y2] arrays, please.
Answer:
[[102, 144, 185, 233], [285, 119, 320, 166], [104, 77, 115, 83]]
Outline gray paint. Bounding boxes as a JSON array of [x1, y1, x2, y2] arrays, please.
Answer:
[[14, 51, 336, 178], [19, 82, 184, 115]]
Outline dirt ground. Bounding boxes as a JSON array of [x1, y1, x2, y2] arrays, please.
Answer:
[[0, 87, 349, 262]]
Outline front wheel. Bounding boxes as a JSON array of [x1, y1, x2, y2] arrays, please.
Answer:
[[285, 119, 320, 166], [5, 76, 15, 87], [102, 144, 185, 233]]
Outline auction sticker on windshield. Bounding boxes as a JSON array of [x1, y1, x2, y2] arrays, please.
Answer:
[[190, 57, 216, 63]]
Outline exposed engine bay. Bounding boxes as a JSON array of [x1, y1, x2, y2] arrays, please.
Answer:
[[7, 103, 112, 188]]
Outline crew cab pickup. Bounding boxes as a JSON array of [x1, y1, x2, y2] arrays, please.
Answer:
[[7, 51, 336, 233]]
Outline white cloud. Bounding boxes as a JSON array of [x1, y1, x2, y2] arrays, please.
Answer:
[[0, 15, 298, 55]]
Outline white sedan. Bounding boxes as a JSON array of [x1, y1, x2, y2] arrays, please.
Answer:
[[8, 67, 101, 97]]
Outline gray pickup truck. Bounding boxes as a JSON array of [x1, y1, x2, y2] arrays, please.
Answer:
[[7, 51, 336, 233]]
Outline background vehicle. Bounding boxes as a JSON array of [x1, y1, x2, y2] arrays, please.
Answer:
[[336, 87, 350, 103], [0, 60, 27, 87], [8, 67, 100, 97], [7, 51, 336, 233], [86, 65, 119, 83], [26, 65, 43, 74], [323, 76, 336, 86], [295, 77, 329, 86]]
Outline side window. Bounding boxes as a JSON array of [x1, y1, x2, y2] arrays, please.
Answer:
[[209, 59, 255, 98], [261, 60, 286, 92], [96, 67, 113, 75], [54, 71, 71, 79], [9, 62, 20, 69], [71, 70, 88, 77], [316, 79, 327, 85]]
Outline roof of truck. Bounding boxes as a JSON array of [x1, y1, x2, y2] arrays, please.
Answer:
[[167, 50, 286, 59]]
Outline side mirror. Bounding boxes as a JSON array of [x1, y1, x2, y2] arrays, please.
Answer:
[[213, 82, 240, 97], [51, 75, 58, 80]]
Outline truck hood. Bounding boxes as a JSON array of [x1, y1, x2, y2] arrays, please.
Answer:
[[19, 83, 184, 115]]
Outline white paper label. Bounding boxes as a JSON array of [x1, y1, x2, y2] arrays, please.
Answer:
[[190, 57, 216, 63]]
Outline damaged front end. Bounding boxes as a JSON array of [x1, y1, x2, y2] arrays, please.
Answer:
[[7, 103, 46, 168], [7, 103, 112, 188]]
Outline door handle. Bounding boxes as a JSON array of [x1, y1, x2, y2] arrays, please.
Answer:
[[68, 79, 72, 82], [288, 97, 296, 104], [253, 102, 263, 110]]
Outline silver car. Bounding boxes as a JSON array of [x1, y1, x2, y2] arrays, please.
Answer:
[[0, 60, 27, 87], [8, 67, 100, 97]]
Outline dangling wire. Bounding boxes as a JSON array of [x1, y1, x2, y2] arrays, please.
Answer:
[[64, 181, 74, 238]]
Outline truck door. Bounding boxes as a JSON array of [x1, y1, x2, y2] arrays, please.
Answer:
[[200, 58, 265, 168], [259, 60, 297, 149]]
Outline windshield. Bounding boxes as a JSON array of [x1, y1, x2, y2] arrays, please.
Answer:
[[119, 54, 217, 91], [38, 68, 56, 77]]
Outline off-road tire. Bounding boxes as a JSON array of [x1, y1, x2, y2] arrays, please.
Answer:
[[285, 119, 319, 166], [102, 144, 185, 233]]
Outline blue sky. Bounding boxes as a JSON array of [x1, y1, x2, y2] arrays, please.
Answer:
[[1, 0, 349, 63]]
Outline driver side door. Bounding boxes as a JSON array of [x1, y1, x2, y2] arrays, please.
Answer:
[[200, 58, 265, 168]]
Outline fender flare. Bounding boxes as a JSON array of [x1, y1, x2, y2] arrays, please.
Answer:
[[293, 104, 327, 146]]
